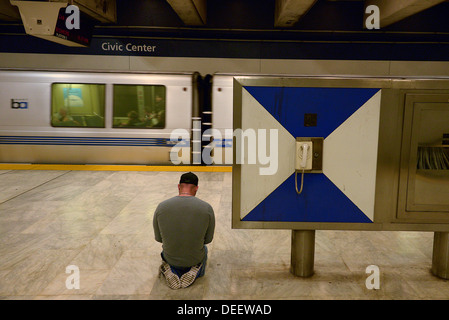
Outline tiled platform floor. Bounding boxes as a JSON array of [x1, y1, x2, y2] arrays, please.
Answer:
[[0, 169, 448, 300]]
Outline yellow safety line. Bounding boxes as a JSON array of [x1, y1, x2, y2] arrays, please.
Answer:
[[0, 163, 232, 172]]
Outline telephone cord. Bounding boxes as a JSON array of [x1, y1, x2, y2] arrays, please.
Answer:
[[295, 169, 305, 195]]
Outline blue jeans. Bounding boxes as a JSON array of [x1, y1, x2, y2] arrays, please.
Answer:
[[161, 246, 208, 279]]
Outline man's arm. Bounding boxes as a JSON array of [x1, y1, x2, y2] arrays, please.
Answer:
[[204, 206, 215, 244], [153, 205, 162, 243]]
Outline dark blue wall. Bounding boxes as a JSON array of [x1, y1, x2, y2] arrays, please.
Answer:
[[1, 0, 449, 61]]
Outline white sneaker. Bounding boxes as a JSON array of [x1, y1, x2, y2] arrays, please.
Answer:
[[160, 260, 181, 290]]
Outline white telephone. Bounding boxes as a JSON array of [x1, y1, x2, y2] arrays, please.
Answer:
[[294, 138, 323, 195], [296, 141, 313, 171], [295, 140, 313, 195]]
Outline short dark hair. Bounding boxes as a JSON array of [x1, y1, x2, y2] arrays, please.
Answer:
[[179, 172, 198, 186]]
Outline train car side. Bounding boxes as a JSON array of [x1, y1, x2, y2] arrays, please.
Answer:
[[0, 70, 196, 165]]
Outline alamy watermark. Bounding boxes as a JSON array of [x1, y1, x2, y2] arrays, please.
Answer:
[[365, 5, 380, 30], [365, 265, 380, 290], [169, 120, 278, 175], [65, 264, 80, 290], [65, 5, 80, 30]]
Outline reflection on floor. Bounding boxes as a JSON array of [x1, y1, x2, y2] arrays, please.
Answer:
[[0, 169, 447, 300]]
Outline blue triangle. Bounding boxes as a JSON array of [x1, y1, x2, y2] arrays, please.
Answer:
[[242, 173, 372, 223], [244, 86, 380, 139]]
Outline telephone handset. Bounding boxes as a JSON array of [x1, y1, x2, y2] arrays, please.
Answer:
[[295, 140, 313, 195], [301, 144, 308, 168], [296, 141, 313, 171], [294, 137, 323, 195]]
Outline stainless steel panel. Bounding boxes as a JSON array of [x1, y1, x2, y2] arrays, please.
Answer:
[[407, 102, 449, 211], [398, 94, 449, 222]]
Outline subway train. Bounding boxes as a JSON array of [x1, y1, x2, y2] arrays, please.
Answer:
[[0, 69, 233, 165]]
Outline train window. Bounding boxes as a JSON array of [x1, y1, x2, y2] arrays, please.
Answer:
[[113, 84, 166, 129], [51, 83, 106, 128]]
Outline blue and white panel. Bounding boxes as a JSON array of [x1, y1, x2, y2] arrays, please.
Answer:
[[238, 86, 381, 223]]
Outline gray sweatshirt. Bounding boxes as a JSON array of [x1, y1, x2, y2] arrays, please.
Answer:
[[153, 195, 215, 267]]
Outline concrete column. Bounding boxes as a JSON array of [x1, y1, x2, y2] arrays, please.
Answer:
[[274, 0, 317, 27], [166, 0, 206, 25], [290, 230, 315, 277], [432, 232, 449, 279]]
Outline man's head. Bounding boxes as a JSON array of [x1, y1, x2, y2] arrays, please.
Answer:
[[178, 172, 199, 196], [59, 108, 67, 116]]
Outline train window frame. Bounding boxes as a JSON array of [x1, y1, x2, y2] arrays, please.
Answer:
[[50, 82, 106, 128], [112, 84, 166, 129]]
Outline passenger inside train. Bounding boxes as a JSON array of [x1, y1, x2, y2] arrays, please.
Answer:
[[118, 110, 141, 127], [113, 85, 166, 129], [52, 107, 80, 127]]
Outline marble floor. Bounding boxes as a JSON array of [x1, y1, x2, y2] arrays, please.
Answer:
[[0, 168, 448, 300]]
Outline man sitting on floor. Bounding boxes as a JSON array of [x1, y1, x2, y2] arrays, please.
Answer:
[[153, 172, 215, 289]]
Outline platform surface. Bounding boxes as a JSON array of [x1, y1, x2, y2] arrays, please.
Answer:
[[0, 167, 447, 300]]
